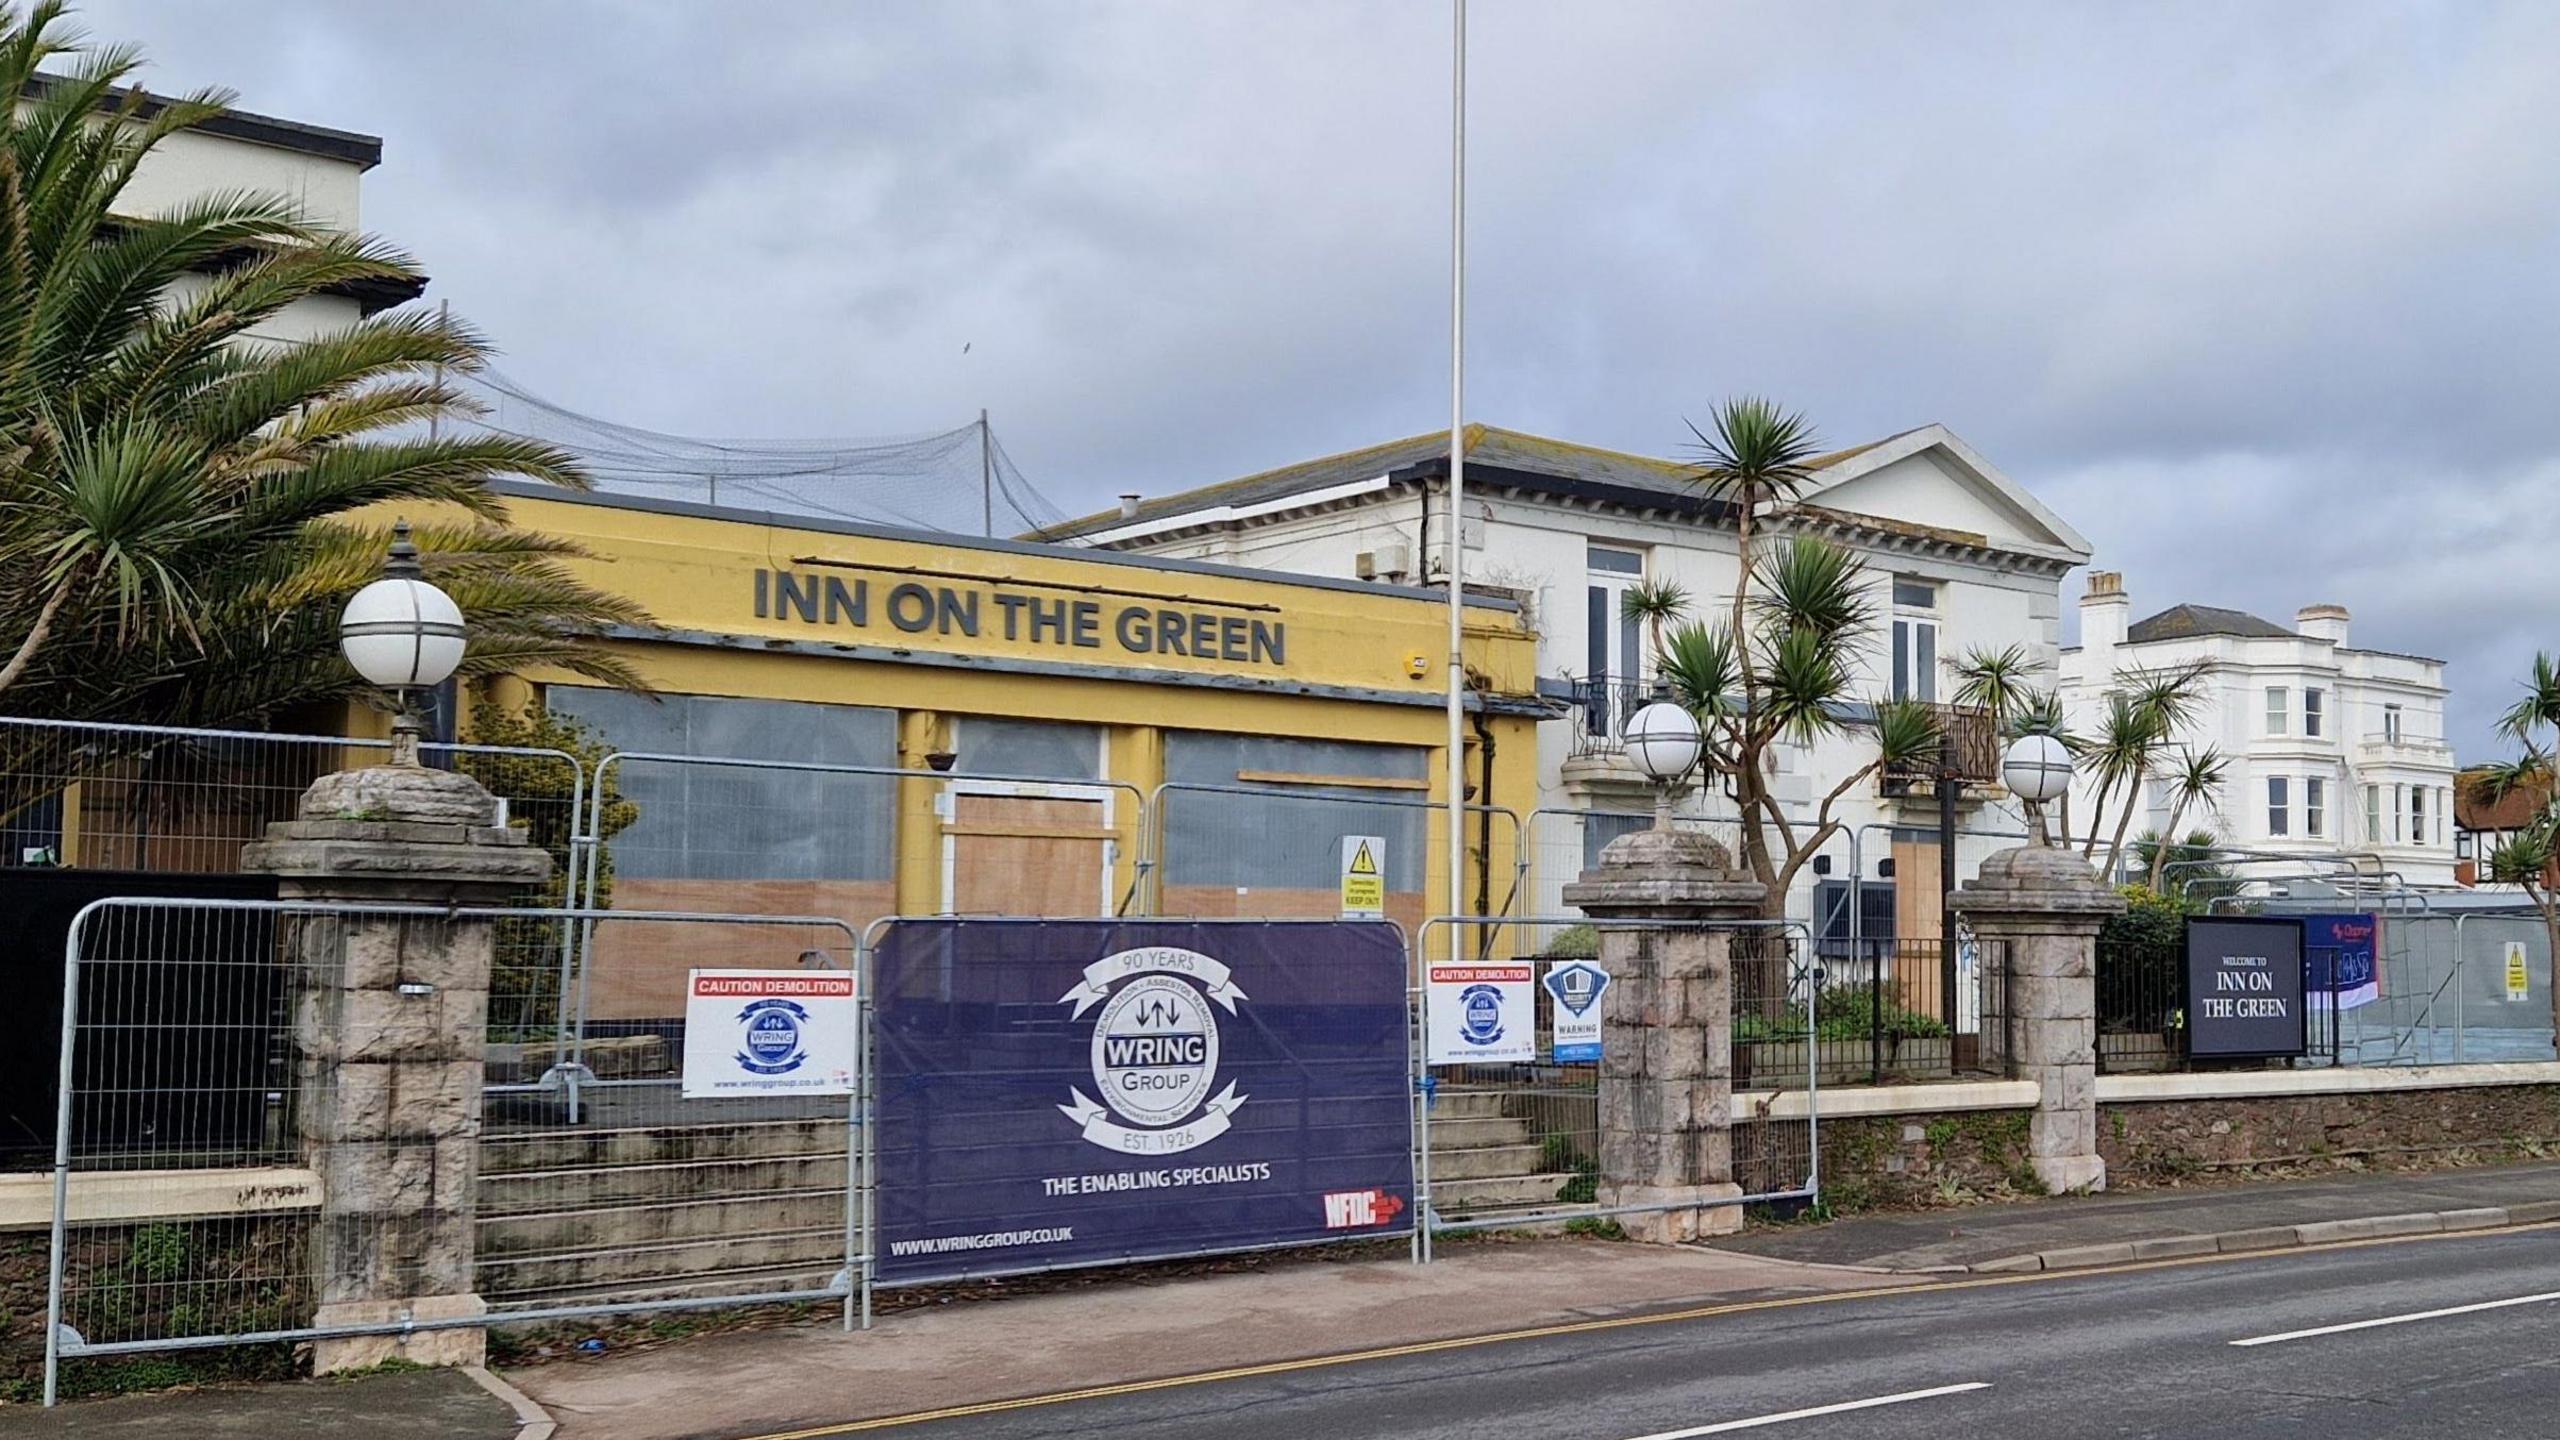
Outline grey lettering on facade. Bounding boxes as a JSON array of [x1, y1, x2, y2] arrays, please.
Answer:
[[824, 577, 868, 626], [1116, 605, 1153, 652], [887, 582, 935, 633], [753, 572, 1287, 667], [776, 572, 819, 624], [1028, 596, 1069, 645]]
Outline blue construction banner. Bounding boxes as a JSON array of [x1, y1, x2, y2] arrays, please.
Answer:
[[871, 919, 1415, 1284], [2289, 912, 2381, 1010]]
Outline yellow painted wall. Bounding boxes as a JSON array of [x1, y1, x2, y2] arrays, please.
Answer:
[[453, 491, 1543, 925]]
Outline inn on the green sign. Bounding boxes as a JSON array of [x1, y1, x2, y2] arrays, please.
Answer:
[[753, 568, 1287, 665]]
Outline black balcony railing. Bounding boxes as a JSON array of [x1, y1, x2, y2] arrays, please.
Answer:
[[1880, 702, 2002, 790], [1565, 674, 1652, 759]]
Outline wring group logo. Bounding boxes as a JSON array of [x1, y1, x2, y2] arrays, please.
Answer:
[[1057, 946, 1248, 1154]]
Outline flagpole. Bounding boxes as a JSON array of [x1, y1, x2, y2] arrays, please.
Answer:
[[1443, 0, 1468, 930]]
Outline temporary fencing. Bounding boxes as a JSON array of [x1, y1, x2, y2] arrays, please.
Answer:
[[1149, 780, 1521, 928], [1414, 915, 1819, 1239], [42, 899, 866, 1406]]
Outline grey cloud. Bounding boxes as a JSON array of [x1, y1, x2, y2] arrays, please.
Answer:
[[78, 0, 2560, 751]]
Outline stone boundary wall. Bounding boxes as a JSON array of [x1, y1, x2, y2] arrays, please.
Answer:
[[1796, 1076, 2560, 1216], [2101, 1083, 2560, 1186]]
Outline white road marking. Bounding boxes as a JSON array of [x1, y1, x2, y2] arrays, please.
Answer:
[[1618, 1382, 1993, 1439], [2231, 1290, 2560, 1348]]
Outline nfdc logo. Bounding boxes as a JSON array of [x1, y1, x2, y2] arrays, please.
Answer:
[[1322, 1188, 1405, 1230]]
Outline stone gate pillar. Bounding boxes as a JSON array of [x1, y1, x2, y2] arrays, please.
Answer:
[[243, 755, 550, 1373], [1560, 828, 1765, 1244], [1949, 845, 2124, 1194]]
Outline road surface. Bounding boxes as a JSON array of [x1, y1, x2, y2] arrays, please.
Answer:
[[778, 1224, 2560, 1440]]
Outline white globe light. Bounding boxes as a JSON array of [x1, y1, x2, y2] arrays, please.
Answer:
[[2001, 733, 2074, 804], [1624, 699, 1702, 783], [340, 575, 467, 690]]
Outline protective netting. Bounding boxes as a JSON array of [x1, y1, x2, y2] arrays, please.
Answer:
[[449, 368, 1073, 537]]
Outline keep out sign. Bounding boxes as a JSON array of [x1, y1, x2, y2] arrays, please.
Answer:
[[2183, 916, 2308, 1060]]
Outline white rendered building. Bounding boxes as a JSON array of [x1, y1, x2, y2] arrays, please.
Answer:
[[2060, 573, 2459, 889], [1039, 423, 2094, 946]]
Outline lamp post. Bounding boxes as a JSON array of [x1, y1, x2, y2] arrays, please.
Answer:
[[1623, 688, 1703, 830], [339, 520, 467, 767], [2002, 733, 2074, 848]]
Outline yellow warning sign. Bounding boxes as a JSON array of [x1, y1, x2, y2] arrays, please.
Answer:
[[2507, 941, 2532, 1002], [1340, 835, 1386, 917]]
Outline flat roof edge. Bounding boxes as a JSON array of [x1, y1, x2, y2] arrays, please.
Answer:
[[490, 480, 1519, 613]]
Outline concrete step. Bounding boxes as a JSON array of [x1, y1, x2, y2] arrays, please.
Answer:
[[1425, 1143, 1556, 1182], [1427, 1171, 1581, 1213], [1429, 1089, 1514, 1120], [1423, 1115, 1534, 1149], [477, 1223, 850, 1299], [489, 1261, 849, 1316], [480, 1152, 847, 1213], [478, 1188, 848, 1258], [482, 1120, 847, 1174]]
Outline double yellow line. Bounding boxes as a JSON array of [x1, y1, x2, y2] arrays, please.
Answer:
[[735, 1219, 2558, 1439]]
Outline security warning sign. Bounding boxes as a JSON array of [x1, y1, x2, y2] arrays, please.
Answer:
[[2508, 941, 2532, 1003], [681, 969, 859, 1098], [1339, 835, 1386, 918], [1426, 961, 1534, 1064]]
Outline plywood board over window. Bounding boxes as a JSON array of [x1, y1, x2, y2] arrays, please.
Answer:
[[946, 793, 1114, 916]]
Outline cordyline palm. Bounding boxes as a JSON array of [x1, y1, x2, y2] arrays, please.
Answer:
[[0, 3, 645, 727], [2079, 664, 2209, 875], [1617, 576, 1688, 678], [1673, 398, 1830, 903], [1657, 532, 1940, 913], [2470, 651, 2560, 1043], [2145, 745, 2229, 890]]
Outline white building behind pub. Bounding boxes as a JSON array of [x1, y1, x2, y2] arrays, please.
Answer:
[[1042, 422, 2094, 949], [2060, 573, 2460, 889]]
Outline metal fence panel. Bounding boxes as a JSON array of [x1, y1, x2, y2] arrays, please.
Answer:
[[1153, 781, 1518, 928], [865, 916, 1419, 1287], [42, 900, 863, 1407], [1417, 915, 1818, 1236]]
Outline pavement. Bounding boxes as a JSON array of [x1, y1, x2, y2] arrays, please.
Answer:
[[11, 1160, 2558, 1438], [859, 1217, 2560, 1439], [0, 1364, 534, 1438], [507, 1239, 1892, 1440], [1717, 1158, 2560, 1272]]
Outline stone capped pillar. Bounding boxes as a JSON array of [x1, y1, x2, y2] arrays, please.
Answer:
[[1560, 828, 1766, 1243], [1949, 845, 2124, 1194], [242, 757, 550, 1373]]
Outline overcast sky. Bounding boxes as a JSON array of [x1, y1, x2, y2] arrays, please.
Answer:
[[84, 1, 2560, 756]]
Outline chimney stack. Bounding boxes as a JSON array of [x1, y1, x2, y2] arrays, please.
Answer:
[[2080, 570, 2129, 655], [2296, 604, 2350, 647], [1117, 493, 1141, 520]]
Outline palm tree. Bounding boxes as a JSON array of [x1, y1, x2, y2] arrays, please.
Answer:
[[1677, 398, 1827, 900], [1684, 397, 1823, 660], [2078, 665, 2210, 875], [2470, 652, 2560, 1043], [1618, 576, 1689, 679], [1949, 643, 2041, 734], [0, 4, 645, 726], [2145, 745, 2229, 889], [1657, 530, 1941, 915]]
